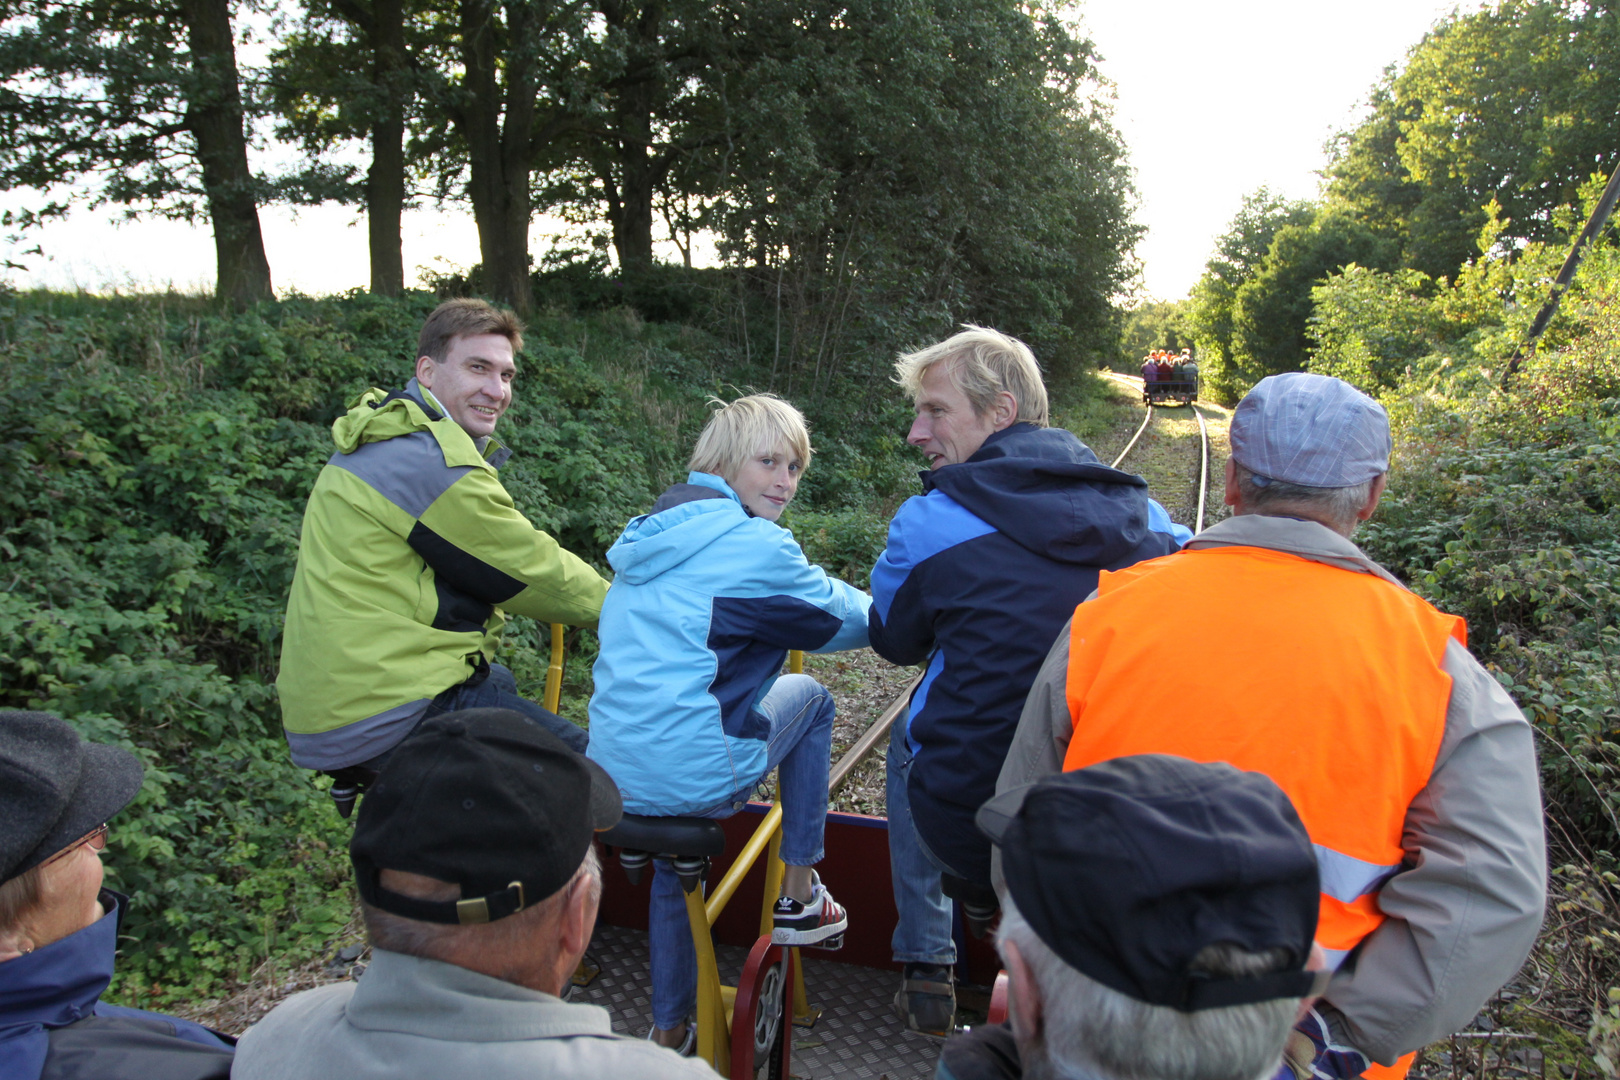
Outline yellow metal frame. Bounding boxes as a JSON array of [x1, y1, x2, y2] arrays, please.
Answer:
[[681, 649, 815, 1072], [544, 623, 566, 713]]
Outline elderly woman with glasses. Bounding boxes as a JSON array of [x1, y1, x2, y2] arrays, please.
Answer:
[[0, 711, 235, 1080]]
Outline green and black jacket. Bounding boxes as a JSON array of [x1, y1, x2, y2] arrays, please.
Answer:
[[276, 380, 609, 769]]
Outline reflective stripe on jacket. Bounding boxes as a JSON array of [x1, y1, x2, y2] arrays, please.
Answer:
[[1060, 544, 1465, 962]]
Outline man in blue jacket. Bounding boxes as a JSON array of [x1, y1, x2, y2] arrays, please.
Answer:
[[868, 326, 1188, 1035]]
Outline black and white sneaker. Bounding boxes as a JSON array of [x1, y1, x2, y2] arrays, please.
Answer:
[[771, 874, 848, 947]]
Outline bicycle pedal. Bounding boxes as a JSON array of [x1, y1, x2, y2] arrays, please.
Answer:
[[813, 933, 844, 951]]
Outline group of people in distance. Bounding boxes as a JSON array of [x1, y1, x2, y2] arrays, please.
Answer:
[[1142, 347, 1197, 383], [0, 297, 1548, 1080]]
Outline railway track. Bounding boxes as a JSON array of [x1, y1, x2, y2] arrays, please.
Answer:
[[1102, 372, 1212, 534]]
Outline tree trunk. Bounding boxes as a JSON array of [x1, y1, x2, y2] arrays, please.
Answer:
[[458, 0, 535, 315], [180, 0, 274, 308], [367, 0, 406, 296], [607, 1, 662, 279]]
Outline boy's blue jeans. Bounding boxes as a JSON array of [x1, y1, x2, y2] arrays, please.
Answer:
[[648, 674, 834, 1030]]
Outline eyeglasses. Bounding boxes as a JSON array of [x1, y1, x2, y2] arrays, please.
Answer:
[[40, 824, 109, 869]]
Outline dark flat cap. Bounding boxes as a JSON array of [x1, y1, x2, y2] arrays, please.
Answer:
[[351, 708, 621, 925], [1, 711, 144, 884], [979, 754, 1320, 1012]]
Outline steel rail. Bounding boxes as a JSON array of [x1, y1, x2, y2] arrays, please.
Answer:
[[1191, 404, 1210, 534], [827, 672, 924, 798], [1111, 403, 1155, 469], [1106, 371, 1211, 535]]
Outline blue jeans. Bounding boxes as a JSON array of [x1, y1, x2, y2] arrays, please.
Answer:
[[648, 674, 835, 1029], [361, 662, 587, 771], [887, 721, 956, 966]]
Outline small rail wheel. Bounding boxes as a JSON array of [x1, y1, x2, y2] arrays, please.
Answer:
[[733, 937, 792, 1079], [752, 957, 786, 1069]]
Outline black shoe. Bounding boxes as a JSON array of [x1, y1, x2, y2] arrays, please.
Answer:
[[894, 963, 955, 1037]]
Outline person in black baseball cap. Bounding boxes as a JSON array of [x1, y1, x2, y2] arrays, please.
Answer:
[[0, 711, 235, 1080], [232, 709, 715, 1080], [938, 755, 1331, 1080]]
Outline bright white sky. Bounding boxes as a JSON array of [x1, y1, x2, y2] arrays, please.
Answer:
[[0, 0, 1470, 301], [1086, 0, 1468, 301]]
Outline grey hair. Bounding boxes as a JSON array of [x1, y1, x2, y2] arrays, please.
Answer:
[[894, 325, 1050, 427], [1231, 462, 1375, 537], [361, 845, 601, 972], [997, 898, 1297, 1080]]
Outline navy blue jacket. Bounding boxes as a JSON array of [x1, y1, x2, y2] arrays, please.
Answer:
[[869, 424, 1184, 884], [0, 892, 234, 1080]]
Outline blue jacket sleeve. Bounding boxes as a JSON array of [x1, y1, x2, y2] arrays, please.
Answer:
[[868, 492, 995, 666], [1148, 498, 1193, 546], [737, 521, 872, 653]]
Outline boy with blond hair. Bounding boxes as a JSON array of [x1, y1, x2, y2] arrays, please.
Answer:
[[587, 394, 871, 1053]]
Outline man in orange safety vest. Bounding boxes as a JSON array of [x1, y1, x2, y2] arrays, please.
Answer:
[[996, 372, 1546, 1080]]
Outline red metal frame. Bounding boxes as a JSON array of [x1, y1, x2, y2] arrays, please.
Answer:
[[730, 937, 794, 1079]]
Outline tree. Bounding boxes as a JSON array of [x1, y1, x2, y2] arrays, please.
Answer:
[[1307, 264, 1445, 393], [1186, 188, 1314, 402], [1226, 209, 1394, 385], [1326, 0, 1620, 281], [0, 0, 275, 306], [271, 0, 423, 296], [565, 0, 724, 281], [705, 0, 1137, 395], [1116, 299, 1191, 369]]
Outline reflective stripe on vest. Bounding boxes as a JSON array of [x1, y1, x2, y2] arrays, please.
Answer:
[[1061, 544, 1464, 960]]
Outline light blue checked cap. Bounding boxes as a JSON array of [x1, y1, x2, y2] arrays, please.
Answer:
[[1229, 373, 1391, 488]]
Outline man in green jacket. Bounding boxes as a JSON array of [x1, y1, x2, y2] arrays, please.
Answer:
[[277, 299, 610, 783]]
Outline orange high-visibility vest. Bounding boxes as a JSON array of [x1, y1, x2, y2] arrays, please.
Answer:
[[1062, 545, 1463, 1076]]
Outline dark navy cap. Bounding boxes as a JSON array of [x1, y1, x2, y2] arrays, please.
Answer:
[[978, 755, 1320, 1012], [1229, 372, 1390, 488], [351, 709, 621, 925]]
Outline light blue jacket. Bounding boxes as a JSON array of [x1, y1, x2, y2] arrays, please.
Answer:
[[587, 472, 871, 815]]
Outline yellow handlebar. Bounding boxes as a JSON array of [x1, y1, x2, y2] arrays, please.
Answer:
[[544, 623, 565, 714], [788, 650, 803, 675]]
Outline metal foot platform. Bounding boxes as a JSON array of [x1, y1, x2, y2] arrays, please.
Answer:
[[576, 923, 943, 1079]]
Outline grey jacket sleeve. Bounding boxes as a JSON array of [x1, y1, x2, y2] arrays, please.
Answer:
[[1323, 639, 1547, 1064]]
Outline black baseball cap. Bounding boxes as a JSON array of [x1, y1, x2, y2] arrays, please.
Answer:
[[351, 708, 622, 925], [978, 755, 1321, 1012], [1, 711, 144, 885]]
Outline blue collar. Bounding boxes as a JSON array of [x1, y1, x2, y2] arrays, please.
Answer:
[[0, 891, 124, 1080]]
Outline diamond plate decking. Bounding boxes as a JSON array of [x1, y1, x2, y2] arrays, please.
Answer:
[[575, 922, 943, 1079]]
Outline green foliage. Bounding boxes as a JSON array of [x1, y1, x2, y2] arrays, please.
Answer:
[[1225, 209, 1396, 389], [1305, 188, 1620, 398], [783, 508, 891, 590], [1115, 299, 1191, 369], [1359, 267, 1620, 844], [1324, 0, 1620, 281], [1186, 188, 1316, 403], [708, 0, 1138, 389], [1308, 265, 1447, 392]]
